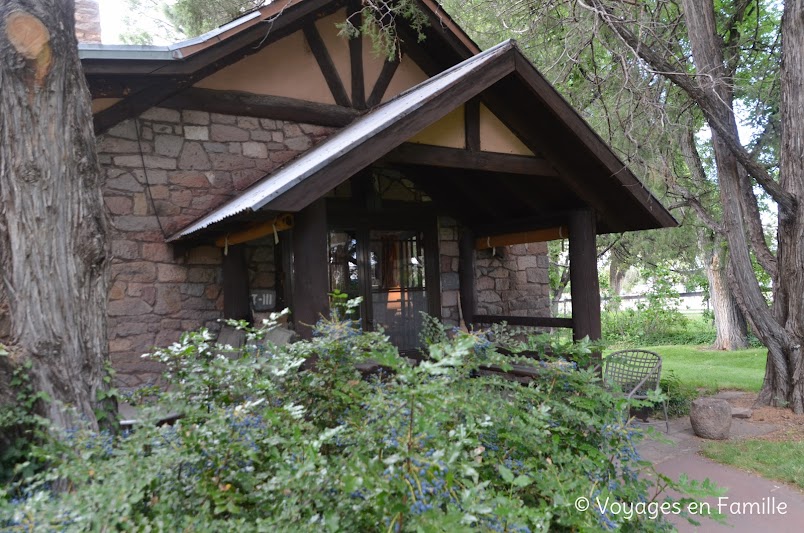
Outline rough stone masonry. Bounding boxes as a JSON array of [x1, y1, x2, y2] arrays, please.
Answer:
[[98, 108, 335, 387]]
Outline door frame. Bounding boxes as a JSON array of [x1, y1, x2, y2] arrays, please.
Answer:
[[326, 199, 442, 332]]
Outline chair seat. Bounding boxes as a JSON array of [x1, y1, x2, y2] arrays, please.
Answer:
[[603, 349, 668, 432]]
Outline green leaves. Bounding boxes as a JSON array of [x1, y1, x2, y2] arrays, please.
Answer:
[[3, 315, 721, 531]]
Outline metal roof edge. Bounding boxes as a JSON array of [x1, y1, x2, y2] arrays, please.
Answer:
[[167, 11, 263, 51], [78, 44, 178, 61]]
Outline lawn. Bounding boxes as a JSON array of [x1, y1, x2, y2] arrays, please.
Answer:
[[701, 439, 804, 491], [616, 345, 767, 392]]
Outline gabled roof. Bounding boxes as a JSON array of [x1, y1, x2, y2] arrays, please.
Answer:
[[167, 40, 676, 241], [83, 0, 480, 133]]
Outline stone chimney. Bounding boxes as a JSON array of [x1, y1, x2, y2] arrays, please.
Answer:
[[75, 0, 102, 43]]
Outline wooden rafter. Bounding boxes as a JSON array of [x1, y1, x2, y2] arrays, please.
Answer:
[[214, 214, 294, 248], [161, 88, 360, 127], [347, 0, 365, 109], [383, 143, 558, 176], [263, 49, 516, 212], [303, 25, 352, 107], [475, 226, 568, 249], [464, 99, 480, 151], [367, 58, 400, 107]]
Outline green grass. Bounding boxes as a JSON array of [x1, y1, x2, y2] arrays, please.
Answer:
[[608, 345, 767, 392], [701, 439, 804, 491]]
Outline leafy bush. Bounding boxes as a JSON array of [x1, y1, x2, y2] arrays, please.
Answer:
[[2, 312, 716, 531], [602, 268, 706, 347], [659, 371, 699, 418], [0, 355, 49, 485]]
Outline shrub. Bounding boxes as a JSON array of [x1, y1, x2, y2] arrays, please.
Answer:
[[2, 312, 717, 531], [659, 371, 699, 418]]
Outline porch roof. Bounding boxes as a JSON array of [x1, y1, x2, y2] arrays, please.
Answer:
[[167, 40, 676, 242]]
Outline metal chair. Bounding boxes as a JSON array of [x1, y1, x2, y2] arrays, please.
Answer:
[[603, 349, 669, 432]]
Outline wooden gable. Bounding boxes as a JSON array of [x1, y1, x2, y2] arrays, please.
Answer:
[[408, 102, 535, 156], [84, 0, 478, 134], [190, 9, 432, 108]]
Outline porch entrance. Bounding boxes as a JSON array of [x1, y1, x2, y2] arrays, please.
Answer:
[[328, 227, 433, 351]]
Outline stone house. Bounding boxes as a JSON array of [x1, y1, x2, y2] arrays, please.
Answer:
[[78, 0, 676, 387]]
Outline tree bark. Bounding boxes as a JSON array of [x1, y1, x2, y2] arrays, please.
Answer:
[[0, 0, 112, 430], [550, 264, 570, 316], [608, 255, 626, 310], [704, 237, 748, 351], [762, 0, 804, 412]]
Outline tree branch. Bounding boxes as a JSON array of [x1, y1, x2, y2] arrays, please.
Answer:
[[581, 0, 795, 213], [737, 165, 778, 279], [675, 129, 724, 233], [668, 183, 724, 233], [723, 0, 754, 78]]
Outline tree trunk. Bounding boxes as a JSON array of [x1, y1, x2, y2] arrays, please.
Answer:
[[0, 0, 113, 430], [608, 256, 626, 310], [761, 0, 804, 413], [704, 238, 748, 351], [550, 264, 570, 316], [681, 0, 802, 412]]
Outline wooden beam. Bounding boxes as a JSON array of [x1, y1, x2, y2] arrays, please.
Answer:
[[472, 315, 574, 329], [347, 0, 365, 109], [464, 99, 480, 152], [303, 25, 352, 108], [472, 212, 572, 237], [459, 228, 476, 328], [223, 244, 252, 321], [475, 226, 568, 249], [479, 79, 631, 232], [513, 54, 677, 230], [265, 47, 516, 212], [291, 199, 329, 338], [93, 81, 186, 134], [160, 88, 361, 128], [383, 143, 558, 176], [568, 209, 601, 346], [214, 214, 294, 248], [443, 172, 507, 219], [367, 58, 399, 107]]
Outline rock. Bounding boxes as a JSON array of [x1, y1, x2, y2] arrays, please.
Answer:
[[731, 407, 753, 419], [690, 398, 732, 440]]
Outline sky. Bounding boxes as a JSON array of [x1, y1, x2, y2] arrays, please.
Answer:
[[98, 0, 175, 44]]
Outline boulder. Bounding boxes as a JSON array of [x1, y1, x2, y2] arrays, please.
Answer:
[[690, 398, 732, 440]]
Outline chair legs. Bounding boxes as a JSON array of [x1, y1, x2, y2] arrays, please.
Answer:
[[662, 399, 669, 433]]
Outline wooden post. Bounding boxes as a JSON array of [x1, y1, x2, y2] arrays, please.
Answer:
[[291, 199, 330, 338], [223, 244, 252, 321], [459, 228, 476, 328], [568, 209, 601, 349]]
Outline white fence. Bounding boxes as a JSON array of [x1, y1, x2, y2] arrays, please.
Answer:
[[556, 291, 708, 316]]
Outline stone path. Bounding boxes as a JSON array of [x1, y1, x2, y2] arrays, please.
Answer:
[[635, 399, 804, 532]]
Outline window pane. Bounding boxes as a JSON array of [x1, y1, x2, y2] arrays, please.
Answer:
[[328, 230, 359, 296]]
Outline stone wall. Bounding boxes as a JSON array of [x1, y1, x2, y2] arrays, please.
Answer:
[[99, 108, 335, 387], [475, 242, 550, 317], [438, 220, 551, 326], [438, 218, 461, 327], [75, 0, 102, 43]]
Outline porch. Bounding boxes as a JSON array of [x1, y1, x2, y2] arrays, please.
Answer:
[[166, 40, 675, 356]]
